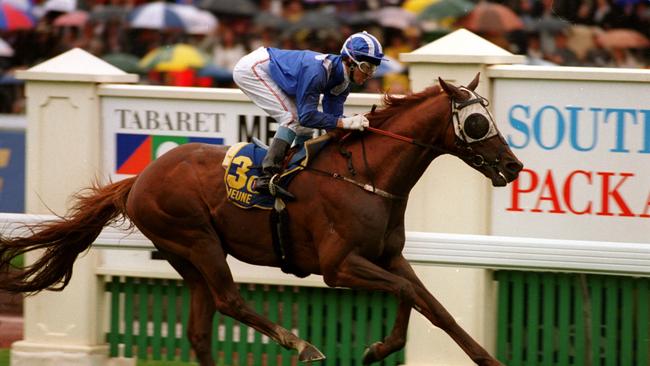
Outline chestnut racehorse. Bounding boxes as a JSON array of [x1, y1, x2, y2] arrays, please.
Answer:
[[0, 74, 522, 366]]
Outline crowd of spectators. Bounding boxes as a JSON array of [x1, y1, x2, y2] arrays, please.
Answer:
[[505, 0, 650, 67], [1, 0, 649, 114]]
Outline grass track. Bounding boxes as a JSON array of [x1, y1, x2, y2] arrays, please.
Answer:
[[0, 349, 8, 366], [0, 350, 201, 366]]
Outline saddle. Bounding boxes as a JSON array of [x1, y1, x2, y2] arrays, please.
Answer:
[[221, 134, 331, 278], [222, 134, 331, 210]]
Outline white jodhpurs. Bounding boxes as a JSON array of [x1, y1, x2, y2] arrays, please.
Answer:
[[233, 47, 314, 143]]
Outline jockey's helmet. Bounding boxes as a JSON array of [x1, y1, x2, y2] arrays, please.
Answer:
[[340, 31, 384, 69]]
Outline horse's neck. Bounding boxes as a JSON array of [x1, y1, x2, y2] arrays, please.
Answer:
[[363, 98, 450, 196]]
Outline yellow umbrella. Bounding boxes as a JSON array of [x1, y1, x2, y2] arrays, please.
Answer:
[[139, 43, 209, 72], [402, 0, 438, 13]]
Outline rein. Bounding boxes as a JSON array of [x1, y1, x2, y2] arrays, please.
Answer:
[[304, 94, 501, 200], [365, 126, 451, 155]]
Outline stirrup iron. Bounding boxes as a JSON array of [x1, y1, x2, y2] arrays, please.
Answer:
[[268, 174, 295, 201]]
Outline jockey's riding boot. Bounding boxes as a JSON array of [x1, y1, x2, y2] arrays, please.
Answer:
[[255, 139, 295, 200]]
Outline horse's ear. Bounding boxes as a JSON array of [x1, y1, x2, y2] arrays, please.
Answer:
[[467, 72, 480, 91], [438, 77, 463, 99]]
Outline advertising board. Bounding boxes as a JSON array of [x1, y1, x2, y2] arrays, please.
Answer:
[[101, 95, 369, 179], [491, 79, 649, 243], [0, 130, 25, 213]]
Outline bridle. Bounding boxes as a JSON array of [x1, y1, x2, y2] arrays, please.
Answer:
[[306, 89, 505, 199], [448, 89, 508, 169], [366, 89, 505, 169]]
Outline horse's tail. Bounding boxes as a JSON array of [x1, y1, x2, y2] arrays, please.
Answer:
[[0, 177, 137, 294]]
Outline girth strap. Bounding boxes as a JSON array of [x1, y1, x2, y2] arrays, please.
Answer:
[[269, 198, 310, 278], [305, 167, 406, 200]]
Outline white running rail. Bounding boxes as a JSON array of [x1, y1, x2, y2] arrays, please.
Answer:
[[1, 213, 649, 276]]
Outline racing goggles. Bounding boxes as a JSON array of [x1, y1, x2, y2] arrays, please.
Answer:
[[350, 57, 377, 76]]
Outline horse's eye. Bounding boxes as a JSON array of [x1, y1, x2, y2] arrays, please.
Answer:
[[464, 114, 490, 140]]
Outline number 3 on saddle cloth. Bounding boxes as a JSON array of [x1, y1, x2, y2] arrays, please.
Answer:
[[222, 134, 331, 209]]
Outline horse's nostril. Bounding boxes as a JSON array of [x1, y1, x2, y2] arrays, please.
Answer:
[[506, 161, 523, 173]]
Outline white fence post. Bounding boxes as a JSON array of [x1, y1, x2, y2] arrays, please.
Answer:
[[399, 29, 525, 366], [12, 49, 137, 366]]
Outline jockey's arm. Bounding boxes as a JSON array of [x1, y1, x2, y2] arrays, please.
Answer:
[[295, 74, 339, 130]]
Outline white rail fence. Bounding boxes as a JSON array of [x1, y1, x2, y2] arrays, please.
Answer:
[[2, 213, 649, 277]]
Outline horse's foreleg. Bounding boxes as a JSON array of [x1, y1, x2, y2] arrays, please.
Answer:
[[390, 256, 503, 366], [362, 300, 411, 364], [321, 253, 416, 364]]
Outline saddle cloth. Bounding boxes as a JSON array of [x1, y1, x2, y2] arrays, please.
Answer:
[[222, 134, 330, 209]]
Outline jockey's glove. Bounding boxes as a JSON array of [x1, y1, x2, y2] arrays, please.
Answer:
[[339, 114, 369, 131]]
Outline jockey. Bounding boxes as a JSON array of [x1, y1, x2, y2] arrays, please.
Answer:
[[233, 31, 384, 199]]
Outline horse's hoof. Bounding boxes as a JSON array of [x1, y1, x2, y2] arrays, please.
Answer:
[[362, 342, 382, 364], [298, 344, 325, 362]]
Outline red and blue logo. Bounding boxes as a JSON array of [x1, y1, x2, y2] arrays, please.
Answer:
[[116, 133, 223, 174]]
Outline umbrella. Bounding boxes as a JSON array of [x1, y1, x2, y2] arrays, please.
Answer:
[[197, 63, 233, 83], [172, 6, 217, 35], [417, 0, 474, 22], [128, 2, 190, 31], [284, 9, 340, 34], [2, 0, 32, 12], [402, 0, 437, 13], [527, 16, 570, 34], [337, 10, 374, 27], [367, 6, 417, 30], [253, 11, 289, 29], [102, 52, 144, 74], [53, 10, 88, 27], [90, 5, 128, 23], [198, 0, 257, 16], [139, 43, 209, 72], [0, 3, 35, 30], [455, 1, 524, 34], [42, 0, 76, 13], [0, 37, 14, 57], [596, 28, 650, 49], [189, 9, 217, 34]]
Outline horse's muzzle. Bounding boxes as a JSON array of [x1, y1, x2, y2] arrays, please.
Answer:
[[502, 159, 524, 184]]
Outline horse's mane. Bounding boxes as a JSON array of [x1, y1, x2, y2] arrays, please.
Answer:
[[368, 84, 444, 127]]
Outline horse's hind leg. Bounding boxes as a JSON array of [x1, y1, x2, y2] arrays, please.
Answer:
[[152, 231, 325, 363], [162, 252, 217, 366], [194, 236, 325, 362]]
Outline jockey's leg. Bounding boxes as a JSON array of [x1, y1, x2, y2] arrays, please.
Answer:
[[255, 127, 295, 199], [293, 126, 316, 147], [233, 50, 298, 200], [233, 47, 297, 131], [262, 126, 295, 175]]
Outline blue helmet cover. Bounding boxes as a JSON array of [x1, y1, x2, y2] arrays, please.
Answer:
[[341, 31, 384, 66]]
